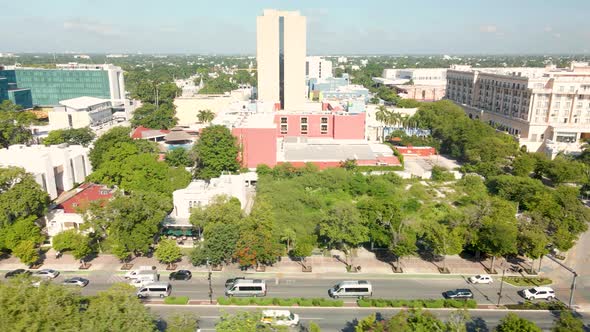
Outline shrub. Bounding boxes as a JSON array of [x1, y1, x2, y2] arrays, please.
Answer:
[[358, 299, 371, 307], [424, 299, 445, 308], [297, 298, 314, 307], [278, 298, 297, 306], [164, 296, 189, 305], [355, 298, 477, 309], [217, 297, 231, 305]]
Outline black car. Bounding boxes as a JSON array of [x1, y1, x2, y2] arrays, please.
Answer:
[[225, 277, 245, 288], [169, 270, 192, 280], [4, 269, 31, 278], [444, 289, 474, 299]]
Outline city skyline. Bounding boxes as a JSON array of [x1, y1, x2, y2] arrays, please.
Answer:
[[1, 0, 590, 54]]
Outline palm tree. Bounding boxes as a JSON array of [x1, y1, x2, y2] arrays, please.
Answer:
[[375, 105, 390, 141], [197, 109, 215, 124]]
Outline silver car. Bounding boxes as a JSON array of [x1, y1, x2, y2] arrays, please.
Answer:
[[62, 277, 89, 287], [33, 269, 60, 279]]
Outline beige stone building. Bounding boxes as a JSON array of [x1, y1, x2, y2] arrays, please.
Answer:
[[257, 9, 306, 111], [446, 63, 590, 156]]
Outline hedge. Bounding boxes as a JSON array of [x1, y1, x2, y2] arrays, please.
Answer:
[[505, 300, 566, 311], [216, 297, 343, 307], [164, 296, 189, 305], [357, 298, 477, 309], [502, 277, 552, 287]]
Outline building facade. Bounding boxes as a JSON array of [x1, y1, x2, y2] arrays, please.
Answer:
[[0, 67, 33, 109], [0, 63, 125, 107], [257, 9, 306, 110], [0, 144, 92, 200], [50, 96, 114, 130], [446, 63, 590, 154], [306, 56, 333, 80]]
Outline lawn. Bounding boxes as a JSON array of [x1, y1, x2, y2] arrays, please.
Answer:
[[502, 276, 552, 287]]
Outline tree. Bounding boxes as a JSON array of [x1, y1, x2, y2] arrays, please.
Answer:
[[291, 236, 315, 268], [43, 127, 96, 147], [512, 153, 537, 177], [0, 166, 49, 227], [131, 102, 178, 129], [0, 100, 36, 148], [340, 158, 358, 171], [544, 157, 588, 184], [387, 309, 447, 332], [81, 284, 157, 332], [165, 148, 195, 167], [422, 222, 465, 271], [318, 201, 369, 266], [189, 195, 243, 233], [0, 216, 44, 251], [495, 313, 541, 332], [88, 126, 134, 169], [198, 74, 238, 94], [234, 201, 282, 267], [197, 109, 215, 123], [215, 311, 272, 332], [192, 125, 240, 180], [190, 222, 239, 266], [155, 239, 182, 268], [12, 240, 39, 266], [476, 198, 518, 272], [51, 229, 92, 267], [88, 192, 172, 258], [517, 228, 549, 272], [166, 313, 199, 332], [552, 311, 584, 332]]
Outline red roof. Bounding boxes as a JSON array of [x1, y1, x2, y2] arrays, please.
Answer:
[[58, 183, 114, 213], [131, 126, 170, 139]]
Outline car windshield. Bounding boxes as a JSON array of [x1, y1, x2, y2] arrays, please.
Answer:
[[528, 288, 538, 294], [475, 275, 481, 278]]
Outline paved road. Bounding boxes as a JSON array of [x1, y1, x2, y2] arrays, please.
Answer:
[[148, 305, 572, 332], [50, 272, 530, 305]]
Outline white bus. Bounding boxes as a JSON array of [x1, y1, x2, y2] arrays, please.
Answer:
[[137, 282, 172, 298]]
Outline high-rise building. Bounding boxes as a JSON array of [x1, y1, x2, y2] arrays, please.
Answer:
[[0, 63, 125, 107], [257, 9, 306, 110], [446, 62, 590, 157], [306, 56, 333, 80]]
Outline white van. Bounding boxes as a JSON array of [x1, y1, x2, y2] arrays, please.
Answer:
[[225, 279, 267, 297], [129, 272, 158, 287], [136, 282, 172, 298], [261, 310, 300, 327], [328, 280, 373, 299]]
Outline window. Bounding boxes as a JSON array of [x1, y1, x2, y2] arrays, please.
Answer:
[[559, 86, 564, 92], [280, 117, 287, 124], [300, 124, 308, 134], [280, 124, 287, 134], [555, 102, 560, 108], [321, 124, 328, 134], [320, 117, 328, 124], [570, 86, 575, 92], [300, 117, 308, 124]]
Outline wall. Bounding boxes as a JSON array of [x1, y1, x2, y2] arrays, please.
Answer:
[[274, 113, 334, 138], [174, 96, 237, 126], [233, 127, 277, 168], [333, 113, 366, 139], [283, 13, 306, 110]]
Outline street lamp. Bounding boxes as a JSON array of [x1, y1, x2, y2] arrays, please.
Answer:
[[497, 260, 506, 307]]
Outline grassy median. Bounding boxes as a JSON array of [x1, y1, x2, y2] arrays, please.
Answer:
[[217, 297, 344, 307], [357, 298, 477, 309]]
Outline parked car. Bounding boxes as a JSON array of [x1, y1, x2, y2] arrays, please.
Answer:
[[444, 289, 474, 299], [169, 270, 192, 281], [33, 269, 60, 279], [522, 287, 555, 300], [469, 274, 493, 284], [4, 269, 31, 278], [225, 277, 245, 288], [62, 277, 89, 287], [261, 310, 300, 327]]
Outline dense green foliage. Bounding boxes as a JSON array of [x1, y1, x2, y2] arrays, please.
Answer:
[[0, 167, 49, 264], [198, 73, 239, 94], [192, 125, 240, 180], [0, 280, 157, 332], [165, 148, 195, 167], [0, 100, 36, 148], [52, 229, 92, 261], [217, 297, 343, 307], [166, 313, 199, 332], [357, 298, 477, 309], [43, 127, 96, 147], [131, 102, 178, 129], [155, 238, 182, 267], [354, 309, 468, 332], [495, 313, 541, 332]]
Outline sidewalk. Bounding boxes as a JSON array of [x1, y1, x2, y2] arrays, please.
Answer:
[[0, 247, 527, 278]]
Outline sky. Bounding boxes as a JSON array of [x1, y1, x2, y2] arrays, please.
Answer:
[[1, 0, 589, 54]]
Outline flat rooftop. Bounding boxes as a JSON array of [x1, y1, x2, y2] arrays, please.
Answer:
[[278, 137, 394, 162]]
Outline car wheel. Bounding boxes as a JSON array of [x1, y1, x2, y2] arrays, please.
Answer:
[[160, 294, 165, 298], [333, 296, 339, 299], [547, 296, 554, 301]]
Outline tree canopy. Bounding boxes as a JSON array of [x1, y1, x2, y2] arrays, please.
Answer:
[[192, 125, 240, 180], [43, 127, 96, 147], [0, 100, 36, 148], [131, 102, 178, 130]]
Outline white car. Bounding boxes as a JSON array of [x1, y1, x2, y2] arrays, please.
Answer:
[[129, 279, 149, 288], [469, 274, 493, 284], [33, 269, 60, 279], [523, 286, 555, 300], [261, 310, 300, 327], [62, 277, 89, 287]]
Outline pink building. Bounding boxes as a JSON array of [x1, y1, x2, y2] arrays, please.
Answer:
[[274, 111, 365, 139]]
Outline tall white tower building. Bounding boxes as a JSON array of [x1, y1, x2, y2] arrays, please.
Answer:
[[256, 9, 306, 110]]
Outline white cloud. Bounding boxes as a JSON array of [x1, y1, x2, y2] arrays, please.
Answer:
[[63, 19, 120, 37], [553, 32, 561, 39], [544, 26, 553, 32], [479, 25, 498, 33]]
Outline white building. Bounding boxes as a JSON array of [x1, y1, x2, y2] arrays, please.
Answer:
[[306, 56, 333, 80], [446, 62, 590, 155], [0, 144, 92, 200], [375, 68, 448, 86], [171, 173, 258, 225], [50, 96, 114, 130], [257, 9, 306, 110]]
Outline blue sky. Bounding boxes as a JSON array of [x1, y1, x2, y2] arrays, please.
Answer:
[[1, 0, 589, 54]]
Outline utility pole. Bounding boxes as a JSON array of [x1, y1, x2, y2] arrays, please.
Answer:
[[546, 254, 578, 308]]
